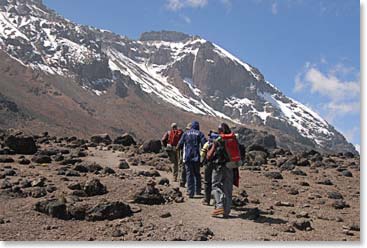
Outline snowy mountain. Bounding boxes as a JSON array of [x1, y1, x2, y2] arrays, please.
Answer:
[[0, 0, 357, 154]]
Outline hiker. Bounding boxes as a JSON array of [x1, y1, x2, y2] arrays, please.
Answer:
[[200, 130, 220, 206], [211, 123, 241, 218], [177, 121, 207, 198], [178, 122, 192, 187], [161, 123, 183, 182]]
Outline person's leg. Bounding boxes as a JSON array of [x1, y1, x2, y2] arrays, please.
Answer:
[[204, 163, 212, 203], [223, 167, 234, 217], [194, 162, 202, 195], [185, 162, 194, 197], [172, 150, 179, 181], [211, 166, 224, 210]]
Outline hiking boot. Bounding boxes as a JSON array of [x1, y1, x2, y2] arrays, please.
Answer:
[[211, 208, 224, 217], [196, 192, 203, 196], [201, 199, 209, 206]]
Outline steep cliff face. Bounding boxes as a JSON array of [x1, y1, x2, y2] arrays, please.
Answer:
[[0, 0, 357, 154]]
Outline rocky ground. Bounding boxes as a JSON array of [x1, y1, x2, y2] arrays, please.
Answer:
[[0, 130, 360, 241]]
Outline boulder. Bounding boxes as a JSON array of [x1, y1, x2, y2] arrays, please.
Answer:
[[133, 181, 165, 205], [341, 170, 353, 177], [83, 179, 107, 196], [142, 140, 162, 153], [113, 133, 136, 146], [85, 201, 132, 221], [35, 200, 69, 220], [5, 135, 37, 155], [102, 167, 116, 174], [31, 155, 51, 164], [0, 157, 15, 163], [327, 191, 343, 199], [90, 134, 112, 145], [118, 160, 130, 169], [264, 171, 283, 180]]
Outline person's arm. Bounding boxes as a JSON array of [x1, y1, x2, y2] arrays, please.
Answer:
[[161, 131, 169, 147], [177, 132, 185, 150]]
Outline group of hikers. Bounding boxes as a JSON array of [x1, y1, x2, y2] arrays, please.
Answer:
[[161, 121, 241, 218]]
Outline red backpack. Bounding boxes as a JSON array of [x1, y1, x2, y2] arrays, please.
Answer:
[[221, 132, 242, 168], [168, 129, 183, 147]]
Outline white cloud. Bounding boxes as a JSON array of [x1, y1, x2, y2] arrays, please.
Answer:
[[304, 67, 359, 99], [166, 0, 184, 11], [187, 0, 208, 8], [271, 2, 278, 15], [180, 14, 192, 23], [165, 0, 208, 11], [294, 60, 360, 132]]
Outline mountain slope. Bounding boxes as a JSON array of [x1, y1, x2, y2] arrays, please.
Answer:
[[0, 0, 357, 154]]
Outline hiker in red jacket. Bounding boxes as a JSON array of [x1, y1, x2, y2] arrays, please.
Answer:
[[161, 123, 183, 182], [211, 123, 241, 218]]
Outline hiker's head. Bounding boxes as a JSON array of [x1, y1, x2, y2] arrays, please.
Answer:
[[219, 123, 231, 134], [171, 123, 177, 130], [185, 122, 192, 130], [191, 121, 200, 130]]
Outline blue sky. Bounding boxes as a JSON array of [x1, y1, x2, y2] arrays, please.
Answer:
[[44, 0, 360, 148]]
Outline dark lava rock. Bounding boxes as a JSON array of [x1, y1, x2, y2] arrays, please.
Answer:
[[264, 171, 283, 180], [19, 158, 31, 165], [1, 179, 12, 189], [3, 169, 16, 177], [31, 177, 46, 187], [111, 229, 124, 237], [158, 177, 170, 185], [299, 181, 310, 187], [241, 208, 261, 220], [83, 179, 107, 196], [83, 161, 103, 172], [27, 187, 47, 198], [114, 133, 136, 146], [332, 200, 350, 209], [280, 161, 296, 171], [160, 212, 172, 218], [291, 169, 307, 176], [90, 134, 112, 145], [0, 157, 14, 163], [67, 204, 87, 220], [142, 140, 162, 154], [317, 179, 333, 185], [162, 187, 184, 203], [341, 170, 353, 177], [118, 160, 130, 169], [85, 201, 132, 221], [297, 158, 310, 167], [137, 170, 160, 177], [73, 164, 89, 173], [52, 154, 64, 162], [293, 219, 312, 231], [102, 167, 116, 174], [67, 182, 82, 190], [327, 191, 343, 199], [65, 170, 81, 177], [134, 181, 165, 205], [192, 227, 214, 241], [31, 155, 51, 164], [46, 185, 57, 193], [19, 179, 31, 188], [35, 199, 68, 220], [5, 135, 37, 155], [287, 188, 299, 195]]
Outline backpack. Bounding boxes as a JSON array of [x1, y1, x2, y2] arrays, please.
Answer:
[[220, 133, 242, 168], [168, 129, 183, 147]]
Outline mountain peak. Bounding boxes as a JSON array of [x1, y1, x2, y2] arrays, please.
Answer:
[[139, 30, 194, 42]]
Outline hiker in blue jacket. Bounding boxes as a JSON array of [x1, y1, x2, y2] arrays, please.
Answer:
[[177, 121, 207, 198]]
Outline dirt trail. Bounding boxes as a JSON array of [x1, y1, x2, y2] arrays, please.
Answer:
[[86, 148, 281, 241]]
